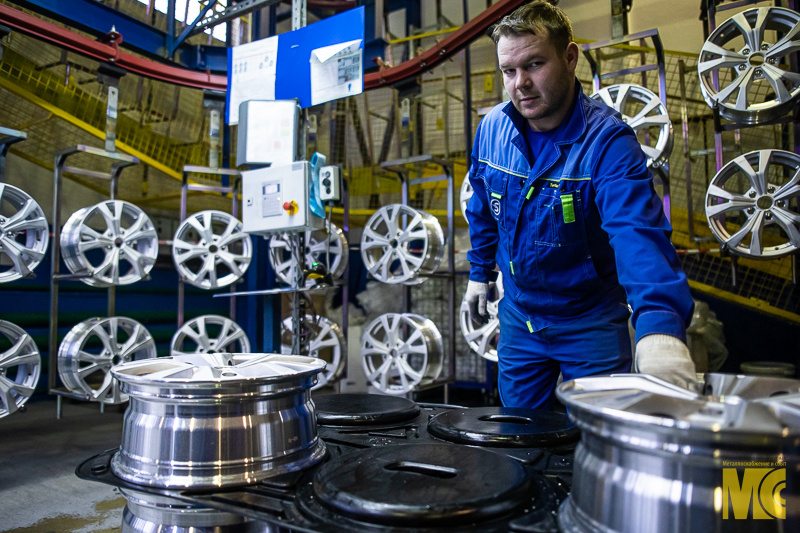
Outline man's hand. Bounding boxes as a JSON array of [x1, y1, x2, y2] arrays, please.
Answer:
[[635, 334, 700, 392], [465, 280, 489, 326]]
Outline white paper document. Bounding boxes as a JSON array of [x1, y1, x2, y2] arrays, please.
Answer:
[[228, 35, 279, 125], [309, 39, 363, 106]]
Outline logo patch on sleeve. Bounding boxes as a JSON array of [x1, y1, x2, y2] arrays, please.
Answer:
[[490, 198, 501, 217]]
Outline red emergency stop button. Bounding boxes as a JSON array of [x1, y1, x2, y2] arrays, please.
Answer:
[[283, 200, 298, 215]]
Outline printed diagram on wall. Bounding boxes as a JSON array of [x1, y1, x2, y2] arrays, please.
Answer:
[[310, 39, 363, 106], [227, 35, 279, 124]]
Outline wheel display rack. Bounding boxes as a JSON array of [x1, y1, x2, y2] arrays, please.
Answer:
[[48, 144, 139, 417]]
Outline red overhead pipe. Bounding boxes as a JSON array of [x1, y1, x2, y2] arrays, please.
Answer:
[[305, 0, 356, 12], [0, 3, 226, 91], [364, 0, 526, 89]]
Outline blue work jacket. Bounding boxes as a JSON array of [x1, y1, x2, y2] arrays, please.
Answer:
[[466, 82, 693, 343]]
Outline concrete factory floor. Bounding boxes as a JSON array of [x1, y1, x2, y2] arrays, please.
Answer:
[[0, 398, 127, 533]]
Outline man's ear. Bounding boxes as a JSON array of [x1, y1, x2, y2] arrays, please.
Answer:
[[565, 42, 580, 71]]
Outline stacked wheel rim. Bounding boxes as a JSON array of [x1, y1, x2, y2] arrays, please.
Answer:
[[361, 313, 443, 395], [698, 6, 800, 124], [460, 173, 473, 223], [170, 315, 251, 356], [360, 204, 444, 285], [281, 315, 345, 390], [459, 274, 503, 362], [269, 221, 348, 287], [58, 317, 156, 404], [0, 183, 49, 283], [0, 320, 40, 418], [172, 210, 252, 290], [590, 84, 673, 168], [61, 200, 158, 286], [705, 149, 800, 258]]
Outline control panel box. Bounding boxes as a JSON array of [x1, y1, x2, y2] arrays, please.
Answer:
[[237, 100, 302, 167], [242, 161, 324, 235], [319, 165, 341, 201]]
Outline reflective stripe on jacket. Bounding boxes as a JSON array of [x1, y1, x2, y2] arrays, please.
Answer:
[[465, 82, 693, 342]]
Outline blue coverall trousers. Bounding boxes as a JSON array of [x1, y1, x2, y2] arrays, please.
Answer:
[[497, 299, 633, 409]]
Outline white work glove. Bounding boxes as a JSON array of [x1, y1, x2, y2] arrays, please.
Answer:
[[465, 280, 489, 326], [635, 334, 700, 392]]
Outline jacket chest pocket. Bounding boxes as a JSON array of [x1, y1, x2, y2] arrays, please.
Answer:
[[534, 186, 587, 247]]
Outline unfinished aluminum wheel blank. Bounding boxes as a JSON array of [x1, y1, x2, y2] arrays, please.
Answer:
[[360, 204, 444, 285], [58, 317, 156, 404], [459, 274, 503, 363], [281, 315, 345, 390], [268, 221, 348, 287], [61, 200, 158, 287], [460, 172, 473, 223], [361, 313, 443, 395], [0, 183, 49, 283], [0, 320, 40, 418], [698, 6, 800, 124], [705, 149, 800, 258], [590, 84, 673, 168], [173, 210, 252, 290], [170, 315, 250, 356]]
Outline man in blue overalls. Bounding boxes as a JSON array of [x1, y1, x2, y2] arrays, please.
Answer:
[[464, 1, 697, 409]]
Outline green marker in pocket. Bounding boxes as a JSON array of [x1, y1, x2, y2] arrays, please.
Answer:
[[561, 193, 575, 223]]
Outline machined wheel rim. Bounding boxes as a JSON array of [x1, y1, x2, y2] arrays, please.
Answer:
[[0, 320, 40, 418], [459, 274, 503, 362], [0, 183, 49, 283], [705, 149, 800, 258], [590, 84, 673, 168], [58, 317, 156, 403], [170, 315, 251, 356], [281, 315, 345, 389], [360, 204, 444, 285], [361, 313, 443, 395], [268, 221, 348, 287], [61, 200, 158, 286], [172, 210, 252, 290], [698, 6, 800, 124], [460, 173, 473, 223]]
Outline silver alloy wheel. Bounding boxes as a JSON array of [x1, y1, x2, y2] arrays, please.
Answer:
[[360, 204, 445, 284], [0, 320, 40, 418], [361, 313, 443, 395], [110, 353, 327, 488], [590, 84, 673, 168], [268, 221, 348, 287], [58, 317, 156, 404], [0, 183, 49, 283], [460, 172, 473, 223], [459, 273, 503, 362], [698, 6, 800, 124], [173, 210, 252, 290], [280, 315, 345, 390], [705, 149, 800, 258], [61, 200, 158, 286], [170, 315, 251, 356]]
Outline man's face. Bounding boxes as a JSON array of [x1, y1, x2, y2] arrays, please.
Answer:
[[497, 32, 578, 132]]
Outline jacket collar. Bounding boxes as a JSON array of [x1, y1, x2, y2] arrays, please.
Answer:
[[501, 79, 586, 148]]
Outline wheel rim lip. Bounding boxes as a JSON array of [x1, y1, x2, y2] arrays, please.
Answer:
[[0, 319, 41, 417], [268, 221, 348, 287], [172, 210, 252, 290], [705, 149, 800, 258], [0, 183, 50, 283], [61, 200, 158, 287], [589, 84, 674, 168], [280, 315, 345, 390], [57, 317, 156, 403], [170, 314, 251, 356], [460, 173, 473, 223], [361, 313, 443, 394], [360, 204, 445, 284], [698, 7, 800, 124]]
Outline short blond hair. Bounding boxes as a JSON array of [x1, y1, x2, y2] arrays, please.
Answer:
[[491, 1, 573, 52]]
